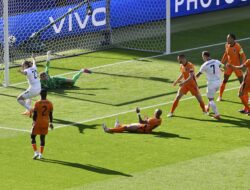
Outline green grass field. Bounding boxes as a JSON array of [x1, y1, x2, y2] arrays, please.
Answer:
[[1, 12, 250, 190]]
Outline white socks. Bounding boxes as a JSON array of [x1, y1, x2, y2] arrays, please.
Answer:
[[17, 99, 31, 111], [209, 100, 219, 115]]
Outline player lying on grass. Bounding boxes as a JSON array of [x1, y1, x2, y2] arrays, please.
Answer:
[[17, 53, 41, 117], [217, 34, 246, 101], [196, 51, 222, 119], [227, 59, 250, 115], [167, 54, 206, 117], [39, 51, 92, 89], [102, 107, 162, 133], [31, 89, 53, 159]]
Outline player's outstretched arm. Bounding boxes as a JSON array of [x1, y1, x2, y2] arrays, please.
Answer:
[[136, 107, 147, 124], [173, 74, 183, 86], [227, 63, 245, 70], [179, 71, 194, 86], [196, 72, 202, 79], [49, 111, 53, 130], [31, 53, 36, 67]]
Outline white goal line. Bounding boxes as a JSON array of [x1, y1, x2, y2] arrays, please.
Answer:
[[1, 36, 250, 90], [0, 86, 240, 133]]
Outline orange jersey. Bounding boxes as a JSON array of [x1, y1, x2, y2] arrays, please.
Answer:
[[180, 62, 197, 86], [244, 60, 250, 83], [221, 42, 246, 66], [34, 100, 53, 129], [144, 117, 162, 133]]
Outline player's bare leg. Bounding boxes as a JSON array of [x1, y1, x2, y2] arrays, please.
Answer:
[[195, 94, 206, 114], [102, 123, 139, 133], [168, 91, 184, 117], [218, 74, 230, 101]]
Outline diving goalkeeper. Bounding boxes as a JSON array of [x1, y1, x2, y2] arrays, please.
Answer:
[[40, 51, 92, 89]]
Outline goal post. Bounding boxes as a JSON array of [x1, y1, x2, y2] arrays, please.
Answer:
[[3, 0, 9, 87]]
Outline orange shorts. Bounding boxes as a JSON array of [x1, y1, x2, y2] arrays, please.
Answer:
[[224, 65, 243, 77], [239, 82, 250, 96], [32, 125, 48, 135], [179, 84, 199, 96]]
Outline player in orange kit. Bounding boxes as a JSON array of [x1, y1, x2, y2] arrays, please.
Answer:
[[102, 107, 162, 134], [217, 34, 246, 101], [167, 54, 206, 117], [227, 59, 250, 115], [31, 89, 53, 159]]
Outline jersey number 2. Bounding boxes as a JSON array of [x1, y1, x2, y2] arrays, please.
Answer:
[[42, 106, 47, 116]]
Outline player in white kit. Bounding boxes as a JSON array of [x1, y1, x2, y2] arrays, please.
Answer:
[[17, 54, 41, 117], [196, 51, 222, 119]]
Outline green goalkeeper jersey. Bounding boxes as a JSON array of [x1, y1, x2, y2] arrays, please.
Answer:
[[41, 76, 68, 89]]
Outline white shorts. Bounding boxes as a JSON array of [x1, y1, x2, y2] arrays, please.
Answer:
[[207, 81, 220, 99], [19, 87, 41, 99]]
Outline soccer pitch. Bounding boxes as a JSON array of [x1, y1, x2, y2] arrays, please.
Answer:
[[1, 13, 250, 190]]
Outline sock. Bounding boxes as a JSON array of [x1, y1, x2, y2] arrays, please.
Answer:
[[170, 99, 179, 113], [26, 99, 31, 111], [72, 71, 83, 84], [240, 95, 250, 112], [109, 126, 126, 133], [40, 146, 44, 154], [199, 101, 206, 112], [17, 99, 31, 110], [210, 100, 219, 115], [32, 144, 37, 152], [219, 83, 226, 98]]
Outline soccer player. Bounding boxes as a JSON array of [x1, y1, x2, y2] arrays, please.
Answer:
[[17, 53, 41, 116], [196, 51, 222, 119], [102, 107, 162, 134], [167, 54, 206, 117], [227, 59, 250, 115], [31, 89, 53, 159], [40, 51, 92, 89], [217, 34, 246, 101]]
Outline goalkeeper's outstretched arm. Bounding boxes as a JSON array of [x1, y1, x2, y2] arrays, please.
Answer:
[[45, 51, 51, 75]]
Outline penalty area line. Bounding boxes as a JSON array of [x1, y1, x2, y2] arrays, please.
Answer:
[[55, 86, 240, 130], [0, 126, 30, 133], [0, 86, 239, 133]]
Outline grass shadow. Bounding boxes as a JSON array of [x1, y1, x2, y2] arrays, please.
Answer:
[[54, 118, 100, 133], [39, 158, 132, 177]]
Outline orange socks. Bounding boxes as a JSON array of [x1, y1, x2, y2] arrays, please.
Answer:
[[32, 144, 37, 152], [171, 99, 179, 113], [200, 101, 206, 112], [240, 95, 250, 111], [40, 146, 44, 154], [219, 83, 226, 98], [109, 126, 126, 133]]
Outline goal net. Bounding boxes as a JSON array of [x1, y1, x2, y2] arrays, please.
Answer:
[[0, 0, 168, 86]]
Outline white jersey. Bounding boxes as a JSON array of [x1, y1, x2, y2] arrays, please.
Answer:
[[199, 59, 221, 84], [24, 63, 41, 89]]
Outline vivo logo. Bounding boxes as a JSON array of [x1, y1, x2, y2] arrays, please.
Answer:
[[49, 7, 106, 34]]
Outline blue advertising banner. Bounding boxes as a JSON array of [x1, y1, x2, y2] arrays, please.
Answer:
[[0, 0, 250, 44]]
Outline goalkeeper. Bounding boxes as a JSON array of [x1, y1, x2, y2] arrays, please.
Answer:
[[40, 51, 92, 89]]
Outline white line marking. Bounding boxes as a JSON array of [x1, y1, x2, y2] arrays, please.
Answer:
[[0, 126, 30, 133], [0, 86, 239, 133], [1, 36, 250, 89]]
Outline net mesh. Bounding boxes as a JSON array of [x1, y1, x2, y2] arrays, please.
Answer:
[[110, 0, 166, 52]]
